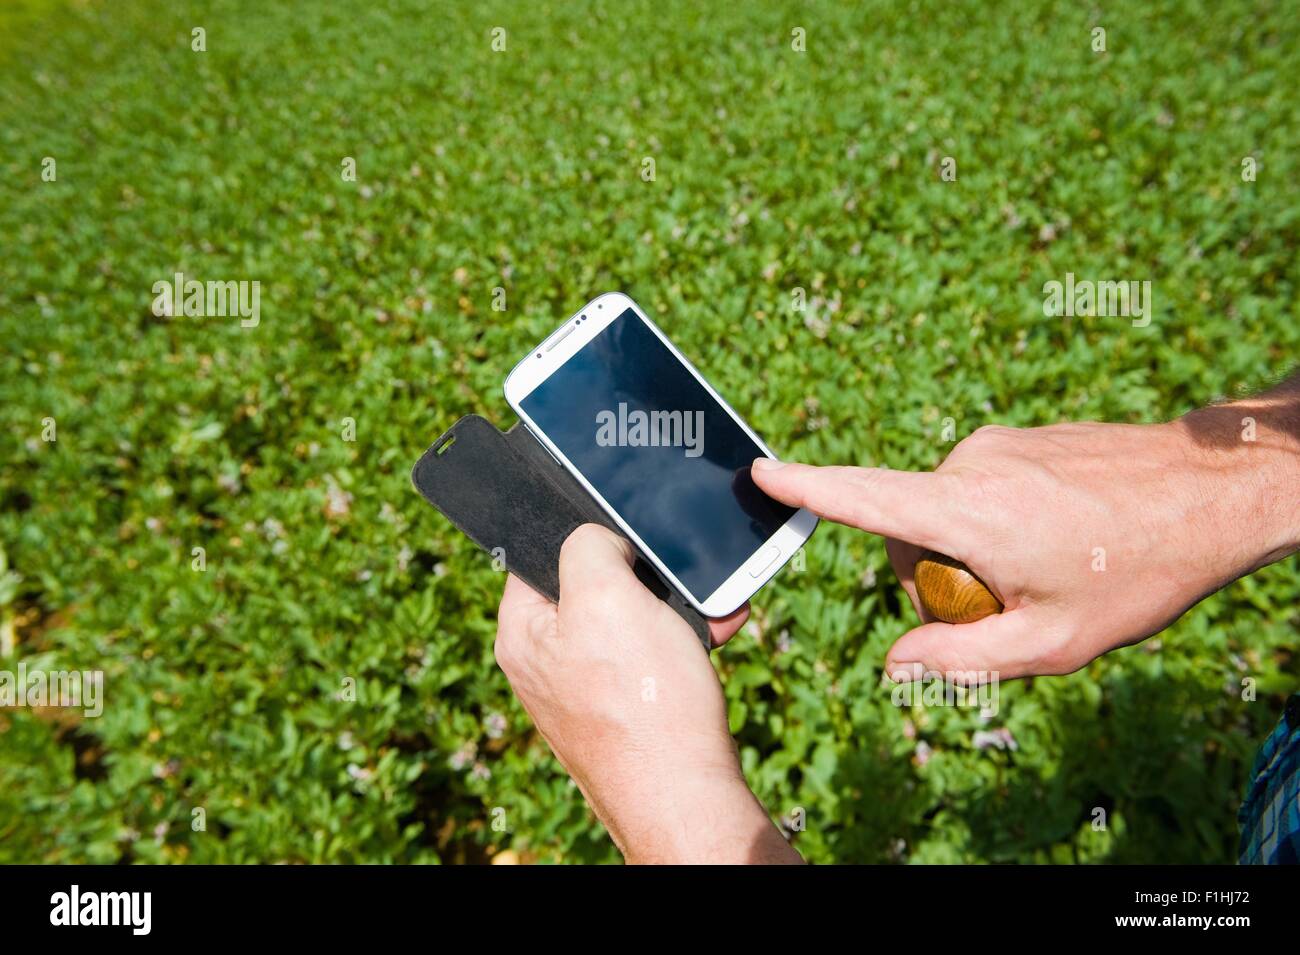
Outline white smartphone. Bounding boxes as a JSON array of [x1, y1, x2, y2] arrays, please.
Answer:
[[504, 291, 818, 617]]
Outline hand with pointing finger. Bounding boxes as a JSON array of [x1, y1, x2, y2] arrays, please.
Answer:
[[752, 384, 1300, 682]]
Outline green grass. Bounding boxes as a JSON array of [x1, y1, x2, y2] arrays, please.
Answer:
[[1, 0, 1297, 862]]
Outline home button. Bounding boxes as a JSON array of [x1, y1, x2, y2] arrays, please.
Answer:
[[748, 545, 781, 578]]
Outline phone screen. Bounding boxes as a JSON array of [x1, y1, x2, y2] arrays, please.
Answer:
[[520, 307, 796, 599]]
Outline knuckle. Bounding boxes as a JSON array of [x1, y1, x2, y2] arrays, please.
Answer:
[[835, 467, 892, 518], [955, 424, 1007, 454], [934, 469, 1000, 535], [493, 631, 520, 675], [956, 469, 1002, 509], [960, 426, 992, 448], [841, 464, 885, 492]]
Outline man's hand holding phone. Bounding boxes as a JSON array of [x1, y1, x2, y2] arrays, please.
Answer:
[[494, 523, 801, 864]]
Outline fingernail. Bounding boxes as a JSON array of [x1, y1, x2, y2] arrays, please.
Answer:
[[886, 661, 923, 684], [752, 457, 785, 472]]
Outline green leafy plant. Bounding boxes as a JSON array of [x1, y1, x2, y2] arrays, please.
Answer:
[[0, 0, 1296, 863]]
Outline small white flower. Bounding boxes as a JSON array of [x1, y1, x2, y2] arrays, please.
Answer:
[[449, 742, 477, 771], [323, 478, 352, 519], [972, 727, 1018, 751]]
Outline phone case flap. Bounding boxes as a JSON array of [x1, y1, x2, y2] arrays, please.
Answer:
[[411, 414, 712, 647]]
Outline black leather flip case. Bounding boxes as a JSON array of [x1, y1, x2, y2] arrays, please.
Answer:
[[411, 414, 712, 647]]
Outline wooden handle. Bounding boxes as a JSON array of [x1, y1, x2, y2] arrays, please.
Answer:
[[913, 550, 1002, 624]]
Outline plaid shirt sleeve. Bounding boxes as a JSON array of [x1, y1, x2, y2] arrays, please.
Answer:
[[1238, 693, 1300, 865]]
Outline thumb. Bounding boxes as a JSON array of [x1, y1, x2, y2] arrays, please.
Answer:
[[560, 524, 747, 650], [884, 607, 1062, 683], [558, 523, 640, 602], [751, 459, 972, 552]]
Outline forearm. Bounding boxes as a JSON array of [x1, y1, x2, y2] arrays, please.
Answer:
[[1171, 372, 1300, 578]]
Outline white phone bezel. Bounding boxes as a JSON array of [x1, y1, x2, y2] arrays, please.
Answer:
[[502, 291, 817, 617]]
